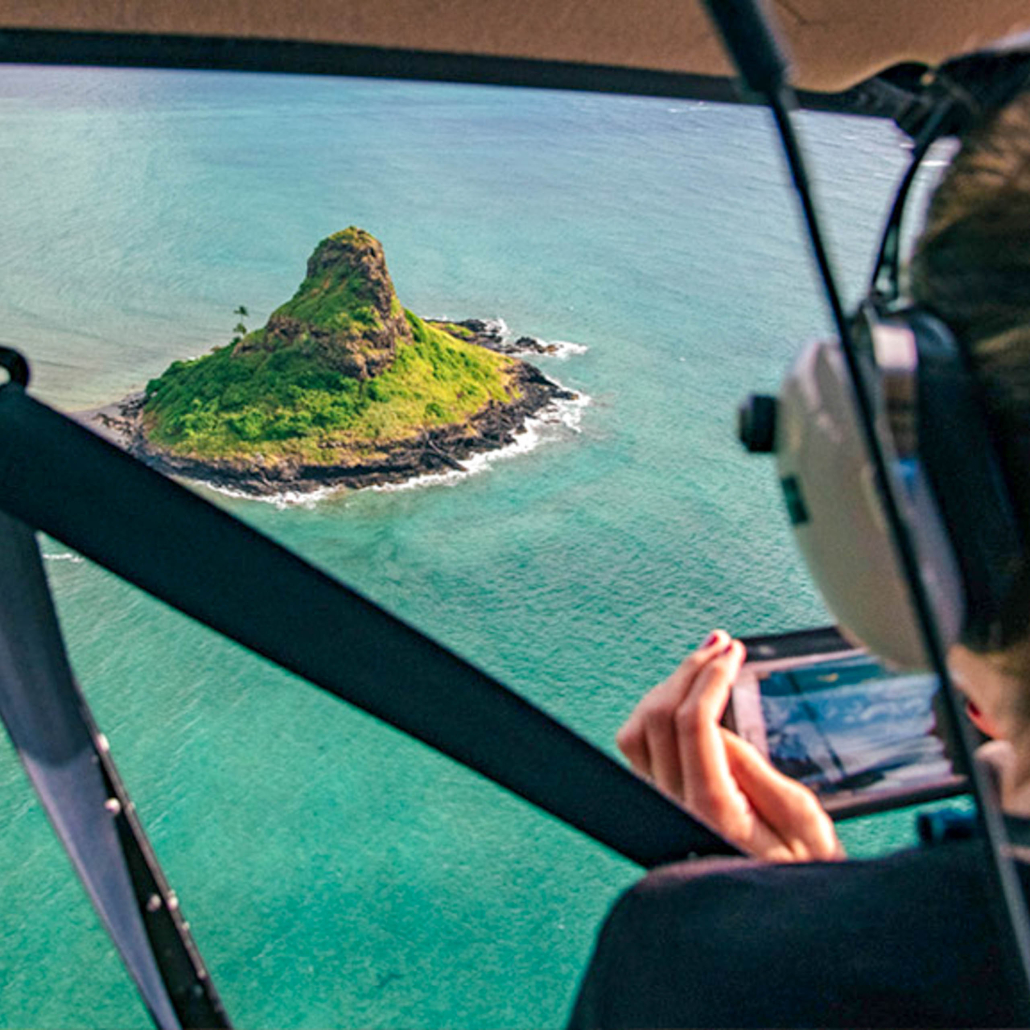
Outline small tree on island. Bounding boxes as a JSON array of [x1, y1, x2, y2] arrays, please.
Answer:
[[231, 305, 249, 345]]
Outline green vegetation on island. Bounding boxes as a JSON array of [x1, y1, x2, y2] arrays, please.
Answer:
[[142, 228, 517, 462]]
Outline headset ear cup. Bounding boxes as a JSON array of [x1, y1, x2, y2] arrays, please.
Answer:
[[768, 305, 1023, 667], [907, 307, 1024, 650], [774, 335, 940, 669]]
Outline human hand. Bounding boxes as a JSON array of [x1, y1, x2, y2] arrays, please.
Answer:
[[616, 630, 843, 862]]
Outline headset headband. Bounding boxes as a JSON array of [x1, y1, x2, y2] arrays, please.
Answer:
[[873, 50, 1030, 306]]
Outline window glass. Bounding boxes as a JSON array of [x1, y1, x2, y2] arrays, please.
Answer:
[[0, 65, 912, 1027]]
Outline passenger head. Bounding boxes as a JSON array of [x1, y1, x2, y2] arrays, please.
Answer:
[[910, 86, 1030, 732]]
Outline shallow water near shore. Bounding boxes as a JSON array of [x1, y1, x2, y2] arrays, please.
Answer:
[[0, 66, 938, 1028]]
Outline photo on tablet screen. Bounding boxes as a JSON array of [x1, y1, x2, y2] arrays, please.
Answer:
[[728, 633, 967, 818]]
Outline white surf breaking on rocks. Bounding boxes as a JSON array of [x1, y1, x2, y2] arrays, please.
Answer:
[[538, 339, 589, 360], [371, 386, 590, 494], [198, 388, 590, 506], [201, 480, 341, 510], [428, 314, 590, 361]]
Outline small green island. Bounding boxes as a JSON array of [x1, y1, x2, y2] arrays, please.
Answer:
[[88, 227, 575, 494]]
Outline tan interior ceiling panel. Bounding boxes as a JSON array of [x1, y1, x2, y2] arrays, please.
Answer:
[[3, 0, 1030, 92]]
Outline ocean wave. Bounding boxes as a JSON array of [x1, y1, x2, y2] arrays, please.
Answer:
[[200, 481, 340, 510], [477, 316, 510, 338], [371, 388, 591, 494]]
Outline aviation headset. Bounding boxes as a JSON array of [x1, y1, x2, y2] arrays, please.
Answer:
[[739, 51, 1030, 670]]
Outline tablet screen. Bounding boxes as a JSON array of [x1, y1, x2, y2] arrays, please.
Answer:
[[731, 635, 967, 817]]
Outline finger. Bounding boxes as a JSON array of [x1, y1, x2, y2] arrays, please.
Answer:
[[676, 640, 747, 816], [642, 632, 735, 798], [615, 718, 652, 780], [616, 631, 729, 787], [619, 678, 688, 796], [642, 699, 687, 799], [679, 636, 742, 722], [722, 730, 843, 860], [668, 630, 731, 700]]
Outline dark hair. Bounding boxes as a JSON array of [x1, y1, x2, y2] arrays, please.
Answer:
[[911, 87, 1030, 672], [912, 89, 1030, 362]]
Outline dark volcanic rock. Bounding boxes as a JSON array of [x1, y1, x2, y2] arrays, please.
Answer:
[[511, 335, 559, 355]]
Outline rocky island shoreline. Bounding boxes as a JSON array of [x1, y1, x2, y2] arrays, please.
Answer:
[[81, 230, 580, 496]]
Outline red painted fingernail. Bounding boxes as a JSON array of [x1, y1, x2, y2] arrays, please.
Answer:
[[703, 632, 720, 647], [720, 640, 737, 655]]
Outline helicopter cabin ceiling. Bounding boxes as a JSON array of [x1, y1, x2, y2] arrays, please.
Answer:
[[3, 0, 1030, 93]]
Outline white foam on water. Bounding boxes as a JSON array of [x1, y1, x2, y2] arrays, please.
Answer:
[[42, 552, 84, 563], [479, 316, 510, 338], [371, 387, 591, 494], [535, 339, 589, 360], [200, 480, 340, 509]]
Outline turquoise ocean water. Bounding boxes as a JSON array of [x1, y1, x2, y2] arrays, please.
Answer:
[[0, 66, 934, 1027]]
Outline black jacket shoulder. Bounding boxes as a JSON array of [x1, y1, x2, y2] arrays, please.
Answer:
[[569, 842, 1029, 1028]]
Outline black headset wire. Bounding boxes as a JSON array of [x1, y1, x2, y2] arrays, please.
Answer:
[[766, 82, 1030, 1016], [871, 99, 955, 304]]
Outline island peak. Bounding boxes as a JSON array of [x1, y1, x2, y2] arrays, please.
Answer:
[[234, 226, 410, 380]]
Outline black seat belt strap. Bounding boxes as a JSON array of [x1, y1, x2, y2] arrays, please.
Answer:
[[0, 378, 739, 868]]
